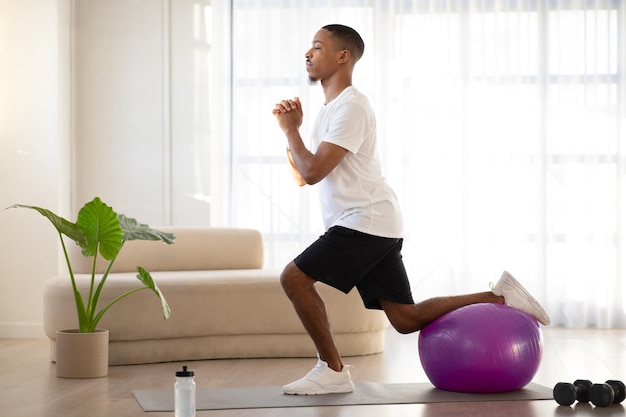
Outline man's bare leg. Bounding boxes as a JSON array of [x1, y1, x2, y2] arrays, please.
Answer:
[[280, 261, 344, 371], [382, 270, 552, 331], [381, 292, 505, 334]]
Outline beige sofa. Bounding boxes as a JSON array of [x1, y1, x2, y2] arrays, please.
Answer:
[[43, 228, 388, 365]]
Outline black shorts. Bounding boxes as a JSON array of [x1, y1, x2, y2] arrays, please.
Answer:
[[294, 226, 415, 310]]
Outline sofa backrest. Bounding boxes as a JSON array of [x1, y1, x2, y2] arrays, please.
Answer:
[[67, 227, 264, 273]]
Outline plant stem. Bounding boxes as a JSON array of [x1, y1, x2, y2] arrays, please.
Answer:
[[88, 287, 147, 332], [59, 232, 88, 332]]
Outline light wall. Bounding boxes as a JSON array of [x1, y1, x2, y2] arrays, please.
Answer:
[[0, 0, 70, 338], [72, 0, 167, 222], [71, 0, 227, 223], [0, 0, 224, 338]]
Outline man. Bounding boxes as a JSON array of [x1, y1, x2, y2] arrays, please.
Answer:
[[272, 24, 550, 396]]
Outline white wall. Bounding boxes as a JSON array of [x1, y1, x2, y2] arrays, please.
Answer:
[[72, 0, 167, 224], [0, 0, 71, 337], [0, 0, 225, 338], [72, 0, 224, 226]]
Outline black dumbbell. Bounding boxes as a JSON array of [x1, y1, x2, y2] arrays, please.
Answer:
[[589, 380, 626, 407], [553, 379, 593, 406]]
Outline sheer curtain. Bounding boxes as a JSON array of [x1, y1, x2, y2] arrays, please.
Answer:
[[227, 0, 626, 328]]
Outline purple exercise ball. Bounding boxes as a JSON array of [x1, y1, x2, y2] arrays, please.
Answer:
[[418, 303, 542, 393]]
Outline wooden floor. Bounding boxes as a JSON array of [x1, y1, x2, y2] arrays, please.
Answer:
[[1, 327, 625, 417]]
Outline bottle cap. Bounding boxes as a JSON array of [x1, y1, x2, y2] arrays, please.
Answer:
[[176, 365, 194, 377]]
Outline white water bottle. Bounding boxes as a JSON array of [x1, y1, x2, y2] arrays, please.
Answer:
[[175, 365, 196, 417]]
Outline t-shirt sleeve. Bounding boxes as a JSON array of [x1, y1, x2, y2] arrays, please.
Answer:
[[321, 102, 368, 155]]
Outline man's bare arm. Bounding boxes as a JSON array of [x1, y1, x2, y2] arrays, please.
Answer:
[[274, 97, 348, 185], [287, 148, 307, 186]]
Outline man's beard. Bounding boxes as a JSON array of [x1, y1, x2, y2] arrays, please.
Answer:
[[308, 75, 319, 86]]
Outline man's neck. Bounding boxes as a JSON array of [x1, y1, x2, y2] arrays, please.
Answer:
[[321, 74, 352, 104]]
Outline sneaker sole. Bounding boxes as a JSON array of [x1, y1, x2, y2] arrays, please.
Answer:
[[283, 384, 354, 395]]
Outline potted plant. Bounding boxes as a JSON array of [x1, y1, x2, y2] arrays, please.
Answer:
[[8, 197, 174, 378]]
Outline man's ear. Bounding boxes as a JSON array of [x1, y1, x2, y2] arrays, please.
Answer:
[[337, 49, 351, 64]]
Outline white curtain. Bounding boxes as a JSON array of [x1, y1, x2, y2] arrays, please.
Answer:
[[226, 0, 626, 328]]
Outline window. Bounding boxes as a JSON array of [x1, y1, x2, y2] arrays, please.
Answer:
[[222, 0, 625, 326]]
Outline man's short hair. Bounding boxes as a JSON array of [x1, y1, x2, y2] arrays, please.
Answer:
[[322, 24, 365, 62]]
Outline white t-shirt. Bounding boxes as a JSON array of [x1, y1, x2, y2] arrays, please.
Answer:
[[311, 86, 403, 238]]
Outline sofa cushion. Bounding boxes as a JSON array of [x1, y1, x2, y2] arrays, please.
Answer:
[[67, 227, 264, 273]]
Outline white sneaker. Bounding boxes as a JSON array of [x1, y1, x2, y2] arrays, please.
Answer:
[[283, 358, 354, 395], [490, 271, 551, 325]]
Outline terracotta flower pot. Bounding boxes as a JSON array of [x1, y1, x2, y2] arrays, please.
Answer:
[[55, 329, 109, 378]]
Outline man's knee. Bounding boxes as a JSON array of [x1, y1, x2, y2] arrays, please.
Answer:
[[280, 261, 313, 298], [389, 320, 420, 335], [380, 300, 423, 334], [279, 263, 295, 295]]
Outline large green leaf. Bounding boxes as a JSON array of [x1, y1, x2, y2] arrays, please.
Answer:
[[118, 214, 176, 244], [9, 197, 174, 333], [136, 267, 171, 320], [76, 197, 123, 260], [6, 204, 87, 247]]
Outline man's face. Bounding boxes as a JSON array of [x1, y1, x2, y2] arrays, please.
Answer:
[[304, 29, 343, 85]]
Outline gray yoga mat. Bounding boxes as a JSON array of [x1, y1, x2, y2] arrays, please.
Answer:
[[132, 382, 553, 411]]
